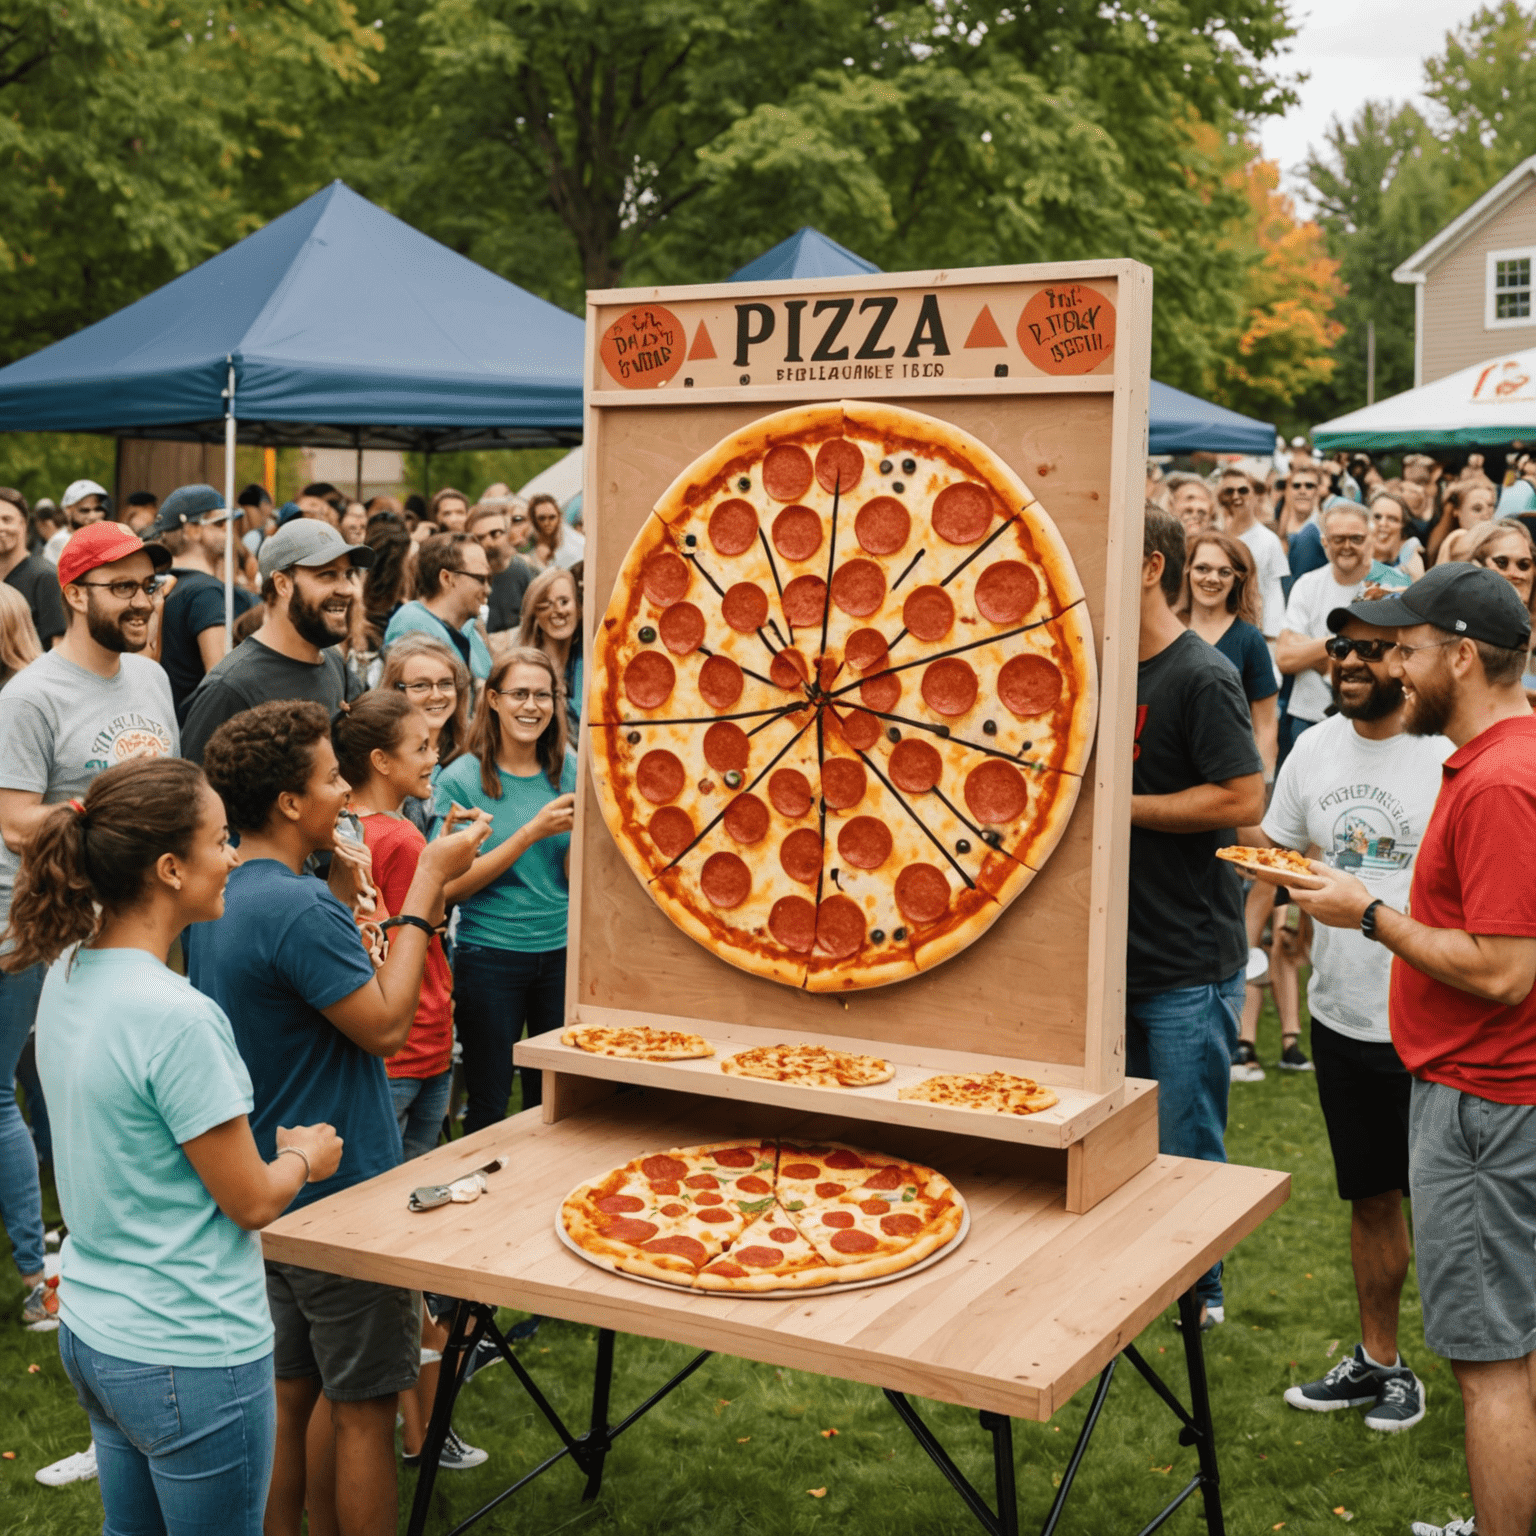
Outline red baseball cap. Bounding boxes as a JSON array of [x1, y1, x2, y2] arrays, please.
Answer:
[[57, 522, 173, 589]]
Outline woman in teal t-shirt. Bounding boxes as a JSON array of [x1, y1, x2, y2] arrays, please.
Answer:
[[434, 647, 576, 1132], [12, 757, 341, 1536]]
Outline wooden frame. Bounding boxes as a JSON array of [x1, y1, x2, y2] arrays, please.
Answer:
[[528, 260, 1154, 1211]]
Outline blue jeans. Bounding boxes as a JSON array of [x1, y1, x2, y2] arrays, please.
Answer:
[[0, 963, 44, 1277], [389, 1070, 452, 1161], [59, 1324, 275, 1536], [1126, 968, 1245, 1308], [453, 944, 566, 1134]]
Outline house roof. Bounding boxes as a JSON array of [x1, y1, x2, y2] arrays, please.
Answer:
[[1393, 153, 1536, 285]]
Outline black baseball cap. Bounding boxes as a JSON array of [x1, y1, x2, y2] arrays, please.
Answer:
[[145, 483, 227, 539], [1328, 561, 1532, 651]]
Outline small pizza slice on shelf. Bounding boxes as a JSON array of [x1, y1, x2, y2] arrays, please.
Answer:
[[1215, 844, 1315, 881], [719, 1043, 893, 1088], [694, 1201, 840, 1292], [898, 1071, 1059, 1116], [561, 1024, 714, 1061]]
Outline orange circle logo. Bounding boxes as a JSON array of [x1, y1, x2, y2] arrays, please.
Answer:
[[600, 305, 685, 389], [1016, 285, 1116, 375]]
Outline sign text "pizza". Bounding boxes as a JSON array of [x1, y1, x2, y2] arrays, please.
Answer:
[[733, 294, 950, 368]]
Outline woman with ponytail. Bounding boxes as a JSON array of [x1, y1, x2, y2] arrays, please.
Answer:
[[10, 757, 343, 1534]]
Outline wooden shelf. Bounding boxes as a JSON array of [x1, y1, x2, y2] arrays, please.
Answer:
[[516, 1005, 1154, 1151]]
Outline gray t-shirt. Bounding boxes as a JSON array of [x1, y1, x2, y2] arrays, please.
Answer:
[[0, 651, 179, 917], [1262, 713, 1451, 1042]]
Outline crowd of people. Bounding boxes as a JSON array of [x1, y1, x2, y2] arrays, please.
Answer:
[[1139, 442, 1536, 1536]]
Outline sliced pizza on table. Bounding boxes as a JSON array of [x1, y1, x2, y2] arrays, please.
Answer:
[[560, 1024, 715, 1061], [695, 1200, 840, 1293], [898, 1070, 1059, 1117], [719, 1043, 893, 1088]]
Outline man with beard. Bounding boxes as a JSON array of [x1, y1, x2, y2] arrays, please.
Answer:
[[0, 488, 65, 648], [0, 523, 176, 1335], [381, 531, 492, 681], [467, 502, 535, 633], [1252, 612, 1450, 1433], [1285, 564, 1536, 1536], [179, 521, 370, 763], [42, 481, 110, 568]]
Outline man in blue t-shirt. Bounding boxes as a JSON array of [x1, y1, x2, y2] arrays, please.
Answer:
[[189, 698, 487, 1536]]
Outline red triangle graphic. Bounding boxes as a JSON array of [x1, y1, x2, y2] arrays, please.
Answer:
[[964, 304, 1008, 349], [687, 321, 718, 361]]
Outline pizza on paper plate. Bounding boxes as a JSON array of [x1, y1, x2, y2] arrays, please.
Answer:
[[1215, 845, 1316, 883], [561, 1024, 715, 1061], [898, 1070, 1059, 1117], [719, 1043, 893, 1088], [588, 400, 1097, 993], [559, 1138, 965, 1293]]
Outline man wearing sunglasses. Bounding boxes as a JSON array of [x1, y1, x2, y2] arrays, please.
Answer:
[[382, 531, 492, 682], [1251, 614, 1451, 1434], [1279, 463, 1337, 582], [1282, 565, 1536, 1536]]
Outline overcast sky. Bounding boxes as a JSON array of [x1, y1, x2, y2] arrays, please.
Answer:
[[1257, 0, 1488, 204]]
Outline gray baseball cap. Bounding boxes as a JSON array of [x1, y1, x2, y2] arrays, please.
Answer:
[[257, 518, 374, 580]]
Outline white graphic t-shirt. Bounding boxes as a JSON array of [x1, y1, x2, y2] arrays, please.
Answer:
[[1263, 712, 1451, 1043]]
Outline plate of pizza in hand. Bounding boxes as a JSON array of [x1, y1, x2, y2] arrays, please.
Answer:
[[559, 1138, 967, 1295], [1215, 844, 1318, 886]]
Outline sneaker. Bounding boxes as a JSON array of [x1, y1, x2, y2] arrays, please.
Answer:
[[1284, 1344, 1383, 1411], [1231, 1042, 1267, 1083], [1364, 1367, 1426, 1432], [35, 1444, 97, 1487], [1173, 1303, 1224, 1332], [22, 1277, 59, 1332], [461, 1335, 505, 1384], [1278, 1040, 1314, 1072], [1409, 1519, 1475, 1536], [403, 1428, 488, 1470]]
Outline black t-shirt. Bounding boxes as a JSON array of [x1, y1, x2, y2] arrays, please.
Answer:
[[486, 556, 536, 633], [1212, 618, 1278, 703], [160, 569, 258, 711], [1129, 629, 1263, 996], [179, 635, 361, 762], [5, 554, 65, 644]]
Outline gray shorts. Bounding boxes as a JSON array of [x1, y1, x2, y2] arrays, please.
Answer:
[[265, 1260, 421, 1402], [1410, 1078, 1536, 1362]]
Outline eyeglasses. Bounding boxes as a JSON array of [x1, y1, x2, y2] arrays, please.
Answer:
[[495, 688, 554, 706], [1369, 511, 1402, 526], [395, 678, 457, 698], [1217, 486, 1251, 501], [1190, 563, 1235, 580], [1324, 636, 1395, 662], [74, 576, 166, 599], [448, 569, 492, 586], [1326, 533, 1368, 548], [1391, 638, 1461, 660], [1290, 480, 1319, 492], [1489, 554, 1535, 573]]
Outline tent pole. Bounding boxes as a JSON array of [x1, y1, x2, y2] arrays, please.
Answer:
[[224, 360, 236, 646], [355, 436, 363, 502]]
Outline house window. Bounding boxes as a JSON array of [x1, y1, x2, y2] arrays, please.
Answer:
[[1487, 247, 1536, 328]]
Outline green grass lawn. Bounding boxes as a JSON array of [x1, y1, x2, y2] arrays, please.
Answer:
[[0, 998, 1474, 1535]]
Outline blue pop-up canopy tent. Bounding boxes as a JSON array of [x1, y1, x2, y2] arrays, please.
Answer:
[[0, 180, 584, 452], [729, 234, 1276, 456]]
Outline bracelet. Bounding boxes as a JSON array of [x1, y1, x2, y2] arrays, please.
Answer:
[[275, 1145, 311, 1183], [1360, 898, 1385, 941], [380, 914, 439, 939]]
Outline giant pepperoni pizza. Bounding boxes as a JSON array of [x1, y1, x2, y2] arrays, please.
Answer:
[[588, 400, 1097, 992]]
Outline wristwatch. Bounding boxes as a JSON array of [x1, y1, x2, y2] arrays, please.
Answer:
[[1360, 899, 1385, 941]]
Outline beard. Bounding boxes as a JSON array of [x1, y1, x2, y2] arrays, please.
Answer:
[[288, 580, 352, 647], [86, 596, 149, 654], [1404, 663, 1456, 737], [1331, 668, 1403, 722]]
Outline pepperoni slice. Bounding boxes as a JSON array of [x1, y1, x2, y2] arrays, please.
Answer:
[[862, 1165, 904, 1190], [831, 559, 886, 619], [623, 651, 675, 709], [636, 750, 685, 804], [709, 499, 759, 556], [723, 793, 769, 845], [603, 1217, 661, 1245], [694, 1191, 724, 1205], [658, 1202, 688, 1217], [815, 1182, 847, 1198], [642, 549, 691, 606], [881, 1213, 923, 1238], [595, 1194, 645, 1214], [931, 481, 996, 545], [816, 439, 864, 494], [921, 657, 978, 717], [735, 1175, 772, 1195], [831, 1229, 880, 1254], [779, 828, 823, 885], [782, 574, 828, 627], [888, 739, 942, 794], [835, 708, 881, 752], [658, 600, 705, 655], [735, 1246, 786, 1268], [722, 582, 768, 633], [648, 806, 694, 859], [706, 1261, 747, 1278], [780, 1162, 822, 1180], [641, 1154, 689, 1181], [975, 561, 1039, 625], [843, 628, 889, 673], [820, 757, 866, 810], [815, 894, 865, 959], [821, 1210, 855, 1229], [697, 1207, 737, 1224], [700, 851, 751, 909], [769, 896, 817, 953], [713, 1147, 758, 1167], [998, 655, 1063, 718], [642, 1234, 708, 1264], [684, 1173, 719, 1189], [768, 769, 814, 817], [860, 1198, 892, 1215], [896, 863, 951, 924], [698, 655, 744, 711], [837, 816, 892, 870], [770, 647, 810, 690], [965, 760, 1029, 825], [772, 506, 822, 562], [903, 584, 954, 643], [763, 444, 814, 502], [855, 496, 910, 556], [860, 670, 900, 712], [769, 1227, 799, 1244], [824, 1149, 866, 1169], [703, 722, 749, 774], [649, 1180, 680, 1195]]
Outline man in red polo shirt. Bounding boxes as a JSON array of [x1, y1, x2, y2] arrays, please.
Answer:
[[1285, 563, 1536, 1536]]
